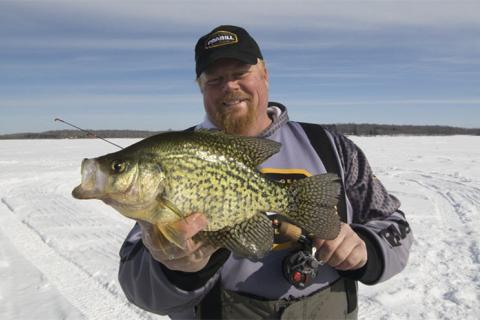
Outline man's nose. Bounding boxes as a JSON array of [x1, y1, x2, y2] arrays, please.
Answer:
[[223, 78, 240, 91]]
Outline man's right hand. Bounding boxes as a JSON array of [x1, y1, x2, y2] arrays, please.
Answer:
[[137, 213, 220, 272]]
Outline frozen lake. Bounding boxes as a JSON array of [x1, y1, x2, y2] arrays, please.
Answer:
[[1, 136, 479, 319]]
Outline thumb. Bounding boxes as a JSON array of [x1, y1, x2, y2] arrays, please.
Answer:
[[313, 238, 325, 249], [167, 212, 209, 240]]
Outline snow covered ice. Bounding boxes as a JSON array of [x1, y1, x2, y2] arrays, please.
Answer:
[[0, 136, 479, 320]]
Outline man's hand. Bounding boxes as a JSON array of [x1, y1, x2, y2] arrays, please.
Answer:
[[138, 213, 219, 273], [314, 223, 367, 271]]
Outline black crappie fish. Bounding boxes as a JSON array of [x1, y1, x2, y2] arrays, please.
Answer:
[[72, 130, 341, 258]]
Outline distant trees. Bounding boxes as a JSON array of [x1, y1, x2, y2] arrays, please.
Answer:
[[0, 125, 479, 140], [0, 130, 162, 140], [320, 124, 480, 136]]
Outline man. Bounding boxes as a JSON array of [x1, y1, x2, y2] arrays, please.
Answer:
[[118, 25, 413, 319]]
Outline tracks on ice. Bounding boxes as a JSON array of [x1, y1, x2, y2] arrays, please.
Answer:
[[405, 171, 480, 319], [0, 179, 164, 319], [359, 168, 480, 320], [0, 139, 167, 320], [0, 198, 151, 320]]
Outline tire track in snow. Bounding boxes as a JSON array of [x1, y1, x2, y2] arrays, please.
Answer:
[[398, 171, 480, 318], [0, 139, 166, 319], [358, 167, 480, 320], [0, 198, 14, 212], [0, 194, 161, 320]]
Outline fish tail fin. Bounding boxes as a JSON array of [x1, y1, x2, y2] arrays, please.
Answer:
[[286, 173, 341, 239]]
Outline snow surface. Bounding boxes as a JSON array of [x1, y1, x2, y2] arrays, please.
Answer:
[[0, 136, 479, 320]]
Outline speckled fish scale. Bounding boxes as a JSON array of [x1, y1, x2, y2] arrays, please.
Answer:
[[72, 130, 341, 259]]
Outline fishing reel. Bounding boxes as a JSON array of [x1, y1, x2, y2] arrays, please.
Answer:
[[282, 235, 323, 289], [272, 219, 323, 289]]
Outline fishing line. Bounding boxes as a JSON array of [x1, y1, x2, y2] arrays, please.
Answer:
[[54, 118, 124, 149]]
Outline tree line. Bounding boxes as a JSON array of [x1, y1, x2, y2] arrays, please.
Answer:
[[320, 123, 480, 136], [0, 124, 479, 140]]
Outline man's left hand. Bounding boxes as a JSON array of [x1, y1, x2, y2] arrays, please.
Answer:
[[314, 223, 367, 271]]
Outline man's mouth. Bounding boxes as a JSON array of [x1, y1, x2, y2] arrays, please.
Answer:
[[222, 98, 248, 107]]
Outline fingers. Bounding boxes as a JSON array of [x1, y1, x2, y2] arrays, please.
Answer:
[[137, 213, 219, 272], [169, 213, 209, 242], [314, 223, 367, 271], [139, 213, 207, 252], [334, 243, 367, 270], [162, 244, 219, 272]]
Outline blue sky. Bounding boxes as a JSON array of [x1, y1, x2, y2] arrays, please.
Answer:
[[1, 0, 479, 134]]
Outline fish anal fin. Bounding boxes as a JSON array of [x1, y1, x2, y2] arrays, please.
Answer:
[[200, 213, 274, 260], [157, 224, 186, 249]]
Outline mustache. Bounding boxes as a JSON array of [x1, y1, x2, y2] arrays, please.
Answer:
[[222, 92, 250, 102]]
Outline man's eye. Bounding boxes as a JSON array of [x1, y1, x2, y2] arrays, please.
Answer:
[[234, 72, 248, 79], [207, 78, 221, 86]]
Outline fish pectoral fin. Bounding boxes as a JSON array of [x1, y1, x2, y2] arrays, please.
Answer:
[[204, 213, 274, 260], [157, 224, 187, 249], [156, 195, 184, 218]]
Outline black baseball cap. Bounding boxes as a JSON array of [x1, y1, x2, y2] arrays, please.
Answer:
[[195, 25, 263, 78]]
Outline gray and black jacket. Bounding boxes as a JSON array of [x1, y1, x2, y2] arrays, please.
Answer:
[[118, 102, 413, 319]]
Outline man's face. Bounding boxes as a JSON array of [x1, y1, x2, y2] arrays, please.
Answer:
[[198, 58, 270, 136]]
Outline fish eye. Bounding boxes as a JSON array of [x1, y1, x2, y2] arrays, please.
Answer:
[[111, 160, 127, 174]]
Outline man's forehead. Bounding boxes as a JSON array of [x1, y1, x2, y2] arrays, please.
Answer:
[[204, 58, 252, 75]]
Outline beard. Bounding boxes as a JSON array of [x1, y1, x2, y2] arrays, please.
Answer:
[[212, 94, 258, 135]]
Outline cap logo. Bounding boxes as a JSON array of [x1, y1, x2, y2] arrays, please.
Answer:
[[205, 31, 238, 49]]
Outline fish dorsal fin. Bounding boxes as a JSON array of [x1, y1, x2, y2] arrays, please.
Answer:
[[195, 130, 282, 167]]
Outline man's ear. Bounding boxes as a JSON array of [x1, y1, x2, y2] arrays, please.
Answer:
[[264, 67, 269, 89], [196, 76, 205, 94]]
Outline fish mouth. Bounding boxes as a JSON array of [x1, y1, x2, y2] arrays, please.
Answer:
[[72, 185, 103, 199], [72, 186, 155, 212], [72, 158, 104, 199]]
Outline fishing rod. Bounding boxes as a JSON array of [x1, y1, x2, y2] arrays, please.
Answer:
[[54, 118, 124, 149]]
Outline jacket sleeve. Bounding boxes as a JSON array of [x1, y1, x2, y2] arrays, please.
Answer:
[[117, 223, 229, 317], [331, 133, 414, 285]]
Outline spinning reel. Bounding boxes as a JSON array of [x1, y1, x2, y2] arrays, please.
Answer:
[[272, 219, 324, 289]]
